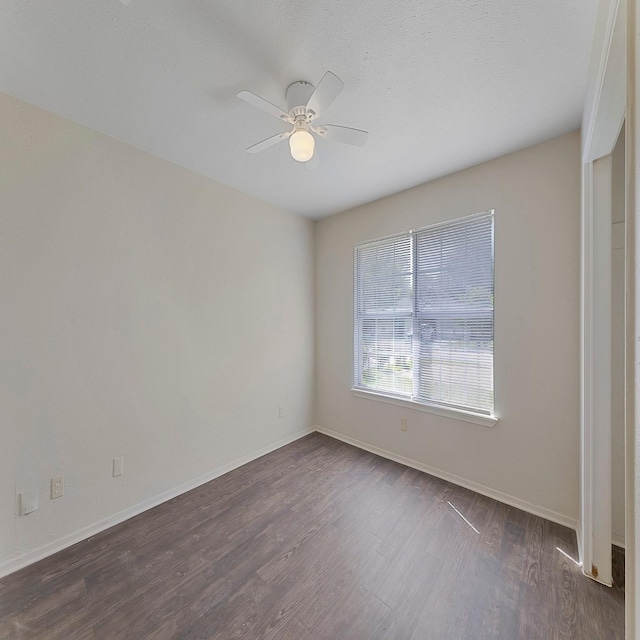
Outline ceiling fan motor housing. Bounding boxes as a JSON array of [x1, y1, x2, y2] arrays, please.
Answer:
[[286, 81, 315, 114]]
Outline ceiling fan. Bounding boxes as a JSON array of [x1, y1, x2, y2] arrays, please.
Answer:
[[237, 72, 368, 163]]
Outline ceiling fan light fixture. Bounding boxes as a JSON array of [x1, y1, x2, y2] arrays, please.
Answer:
[[238, 72, 367, 163], [289, 129, 315, 162]]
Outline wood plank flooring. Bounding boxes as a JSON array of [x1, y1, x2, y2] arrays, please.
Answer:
[[0, 433, 624, 639]]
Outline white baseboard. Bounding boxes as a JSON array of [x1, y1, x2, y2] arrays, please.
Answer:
[[3, 426, 602, 579], [314, 425, 579, 532], [576, 520, 584, 566], [0, 427, 313, 579]]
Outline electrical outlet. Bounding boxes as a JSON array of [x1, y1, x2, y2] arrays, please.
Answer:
[[400, 418, 408, 432], [19, 490, 38, 515], [278, 406, 283, 419], [113, 456, 124, 477], [51, 476, 64, 499]]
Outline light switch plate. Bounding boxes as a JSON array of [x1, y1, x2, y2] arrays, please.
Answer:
[[113, 456, 124, 477], [19, 490, 38, 515]]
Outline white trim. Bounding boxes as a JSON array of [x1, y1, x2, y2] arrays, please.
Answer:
[[578, 162, 593, 566], [351, 388, 498, 428], [582, 0, 626, 163], [0, 427, 314, 579], [581, 160, 595, 574], [576, 519, 584, 568], [590, 154, 614, 587], [612, 532, 626, 549], [580, 0, 627, 590], [613, 221, 626, 249], [314, 425, 578, 531], [627, 2, 639, 631]]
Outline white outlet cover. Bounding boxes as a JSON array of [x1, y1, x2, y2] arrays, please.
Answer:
[[19, 490, 38, 515], [51, 476, 64, 499], [113, 456, 124, 477]]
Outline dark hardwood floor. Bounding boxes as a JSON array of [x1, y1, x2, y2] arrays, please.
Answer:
[[0, 433, 624, 639]]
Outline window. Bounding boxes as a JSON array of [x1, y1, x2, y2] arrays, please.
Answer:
[[354, 212, 494, 417]]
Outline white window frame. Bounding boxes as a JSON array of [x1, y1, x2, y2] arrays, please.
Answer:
[[352, 211, 497, 427]]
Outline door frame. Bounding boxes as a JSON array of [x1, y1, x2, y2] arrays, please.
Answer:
[[581, 1, 638, 636], [581, 0, 626, 590]]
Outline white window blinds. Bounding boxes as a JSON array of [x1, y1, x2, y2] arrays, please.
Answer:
[[354, 212, 494, 416], [354, 234, 413, 397]]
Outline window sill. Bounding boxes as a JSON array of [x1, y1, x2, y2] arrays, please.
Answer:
[[351, 388, 498, 428]]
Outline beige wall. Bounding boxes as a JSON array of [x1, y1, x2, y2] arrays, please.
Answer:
[[0, 91, 585, 574], [316, 131, 581, 525], [0, 93, 315, 573]]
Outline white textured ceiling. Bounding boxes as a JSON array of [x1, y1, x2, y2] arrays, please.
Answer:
[[0, 0, 598, 219]]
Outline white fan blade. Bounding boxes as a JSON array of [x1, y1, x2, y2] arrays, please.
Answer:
[[246, 131, 291, 154], [306, 72, 344, 117], [237, 91, 291, 122], [318, 125, 368, 147]]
